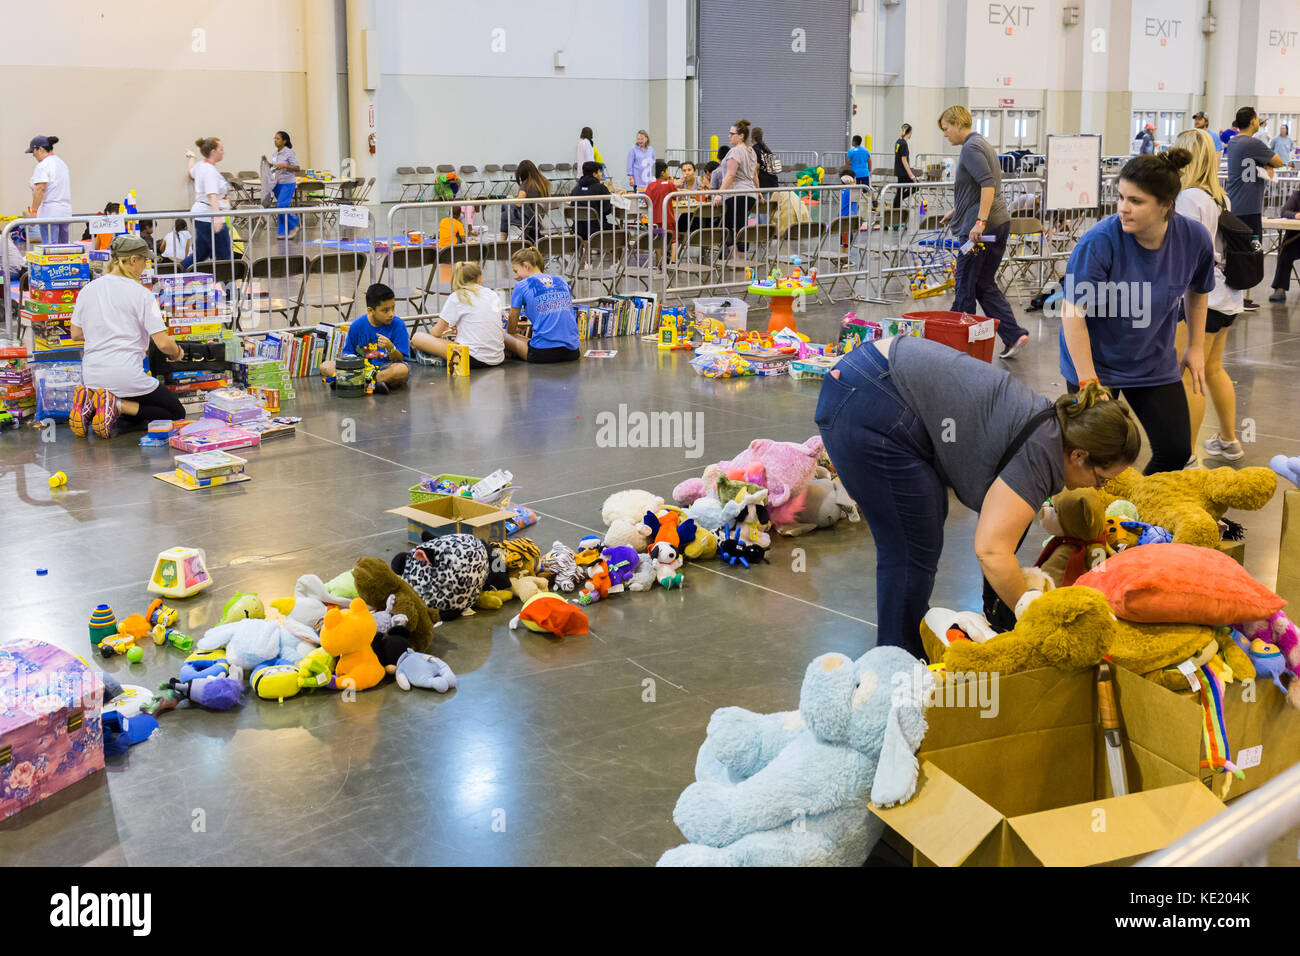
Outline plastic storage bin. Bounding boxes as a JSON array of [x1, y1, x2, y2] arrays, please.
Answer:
[[33, 362, 82, 423], [902, 310, 1000, 363], [693, 297, 749, 330]]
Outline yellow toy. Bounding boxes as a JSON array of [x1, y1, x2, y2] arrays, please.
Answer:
[[250, 661, 302, 702], [297, 647, 334, 690], [1097, 466, 1277, 549], [148, 546, 212, 598], [320, 598, 385, 692]]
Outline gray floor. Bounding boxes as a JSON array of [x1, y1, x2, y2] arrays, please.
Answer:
[[2, 288, 1298, 866]]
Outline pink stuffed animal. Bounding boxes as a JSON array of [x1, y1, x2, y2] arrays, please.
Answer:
[[673, 437, 824, 525], [1239, 609, 1300, 709]]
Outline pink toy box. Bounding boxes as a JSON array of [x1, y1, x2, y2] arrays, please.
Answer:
[[0, 639, 104, 821]]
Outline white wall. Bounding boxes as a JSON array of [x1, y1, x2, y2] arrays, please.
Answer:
[[1254, 1, 1300, 95], [962, 0, 1052, 90], [0, 0, 311, 214], [1129, 0, 1203, 94]]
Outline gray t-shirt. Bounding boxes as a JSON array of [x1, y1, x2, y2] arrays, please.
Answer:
[[953, 132, 1010, 236], [724, 143, 758, 190], [888, 335, 1065, 512], [1225, 134, 1277, 216]]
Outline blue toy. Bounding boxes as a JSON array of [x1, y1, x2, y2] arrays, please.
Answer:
[[1120, 520, 1174, 547], [196, 618, 316, 675], [1230, 628, 1289, 693], [394, 650, 458, 692], [658, 645, 929, 866], [1271, 454, 1300, 489], [600, 545, 640, 589]]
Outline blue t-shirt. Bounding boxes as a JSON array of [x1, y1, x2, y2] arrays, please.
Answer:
[[1059, 214, 1214, 389], [343, 313, 410, 363], [510, 273, 579, 350], [846, 146, 871, 178]]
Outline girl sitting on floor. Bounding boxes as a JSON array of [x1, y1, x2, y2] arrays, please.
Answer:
[[503, 247, 581, 363], [412, 263, 505, 369]]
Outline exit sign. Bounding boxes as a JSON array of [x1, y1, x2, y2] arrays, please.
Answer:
[[999, 98, 1015, 107]]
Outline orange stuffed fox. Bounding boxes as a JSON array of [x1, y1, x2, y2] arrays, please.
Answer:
[[320, 598, 385, 691]]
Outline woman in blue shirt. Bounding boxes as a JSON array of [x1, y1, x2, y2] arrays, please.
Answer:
[[626, 131, 655, 190], [504, 247, 580, 364], [1060, 149, 1213, 474]]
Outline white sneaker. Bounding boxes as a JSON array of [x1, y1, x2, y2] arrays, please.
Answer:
[[998, 334, 1030, 360], [1184, 454, 1201, 470], [1204, 434, 1245, 461]]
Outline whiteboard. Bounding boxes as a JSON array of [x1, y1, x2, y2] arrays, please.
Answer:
[[1045, 134, 1102, 212]]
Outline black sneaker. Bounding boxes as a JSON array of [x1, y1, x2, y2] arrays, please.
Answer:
[[998, 334, 1029, 360], [1242, 299, 1260, 311]]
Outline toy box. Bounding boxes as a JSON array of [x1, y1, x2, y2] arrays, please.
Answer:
[[28, 262, 91, 284], [387, 497, 517, 546], [790, 355, 840, 380], [148, 546, 212, 597], [26, 251, 88, 266], [169, 419, 259, 453], [0, 639, 104, 822], [26, 288, 79, 306], [29, 244, 85, 258], [21, 298, 77, 315]]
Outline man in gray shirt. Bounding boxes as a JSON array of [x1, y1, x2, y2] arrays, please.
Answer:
[[937, 105, 1026, 359], [1225, 106, 1284, 309]]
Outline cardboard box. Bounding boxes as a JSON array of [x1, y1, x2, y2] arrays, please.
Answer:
[[387, 497, 516, 546], [25, 288, 79, 306], [1276, 490, 1300, 609], [871, 667, 1227, 865], [25, 252, 88, 266], [28, 262, 90, 284]]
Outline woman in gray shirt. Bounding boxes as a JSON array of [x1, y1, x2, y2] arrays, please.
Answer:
[[264, 130, 302, 239], [714, 120, 759, 252], [815, 334, 1140, 657]]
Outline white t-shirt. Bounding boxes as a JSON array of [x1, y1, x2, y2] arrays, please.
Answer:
[[161, 229, 192, 261], [576, 138, 595, 173], [190, 162, 230, 214], [4, 234, 23, 277], [74, 274, 166, 397], [441, 286, 505, 365], [1174, 187, 1244, 316], [30, 154, 72, 214]]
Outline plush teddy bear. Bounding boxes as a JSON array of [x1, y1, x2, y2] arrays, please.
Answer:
[[219, 592, 265, 624], [673, 437, 824, 525], [320, 598, 385, 692], [1034, 488, 1113, 587], [601, 489, 663, 552], [509, 592, 590, 637], [628, 552, 657, 591], [776, 468, 861, 536], [1271, 454, 1300, 489], [391, 533, 490, 621], [1096, 466, 1277, 549], [941, 586, 1117, 674], [649, 542, 684, 589], [658, 645, 928, 866], [352, 557, 436, 652], [271, 574, 350, 644]]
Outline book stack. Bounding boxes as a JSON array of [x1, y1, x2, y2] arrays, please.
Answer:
[[23, 245, 89, 361], [253, 329, 318, 378], [577, 294, 660, 340], [230, 356, 296, 402], [202, 387, 265, 425], [0, 344, 35, 424], [169, 450, 248, 489]]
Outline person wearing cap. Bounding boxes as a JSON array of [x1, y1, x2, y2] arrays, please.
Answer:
[[68, 234, 186, 439], [26, 135, 72, 244], [1193, 112, 1224, 153], [1138, 124, 1156, 155]]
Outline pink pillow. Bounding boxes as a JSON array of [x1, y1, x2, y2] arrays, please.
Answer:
[[1075, 542, 1285, 625]]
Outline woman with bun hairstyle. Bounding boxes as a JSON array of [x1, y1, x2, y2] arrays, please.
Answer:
[[189, 136, 233, 263], [817, 333, 1140, 656], [26, 135, 72, 244], [1059, 148, 1213, 475]]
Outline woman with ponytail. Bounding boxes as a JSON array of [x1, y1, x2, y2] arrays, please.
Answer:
[[189, 136, 233, 263], [26, 135, 72, 244], [817, 333, 1140, 655], [1059, 148, 1215, 474]]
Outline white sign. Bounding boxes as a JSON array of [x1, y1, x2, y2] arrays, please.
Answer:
[[1129, 0, 1197, 94], [90, 215, 125, 236], [337, 205, 369, 228], [967, 319, 995, 343], [1235, 744, 1262, 771], [1045, 134, 1101, 212], [962, 0, 1049, 89]]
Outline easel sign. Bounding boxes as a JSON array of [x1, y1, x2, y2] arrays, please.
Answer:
[[1045, 134, 1102, 212]]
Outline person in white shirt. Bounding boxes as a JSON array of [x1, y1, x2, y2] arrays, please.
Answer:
[[68, 234, 186, 439], [576, 127, 596, 176], [411, 263, 506, 368], [4, 232, 23, 279], [189, 136, 233, 263], [160, 219, 193, 263], [263, 130, 302, 239], [1173, 127, 1245, 465], [26, 135, 73, 245], [1271, 124, 1295, 165]]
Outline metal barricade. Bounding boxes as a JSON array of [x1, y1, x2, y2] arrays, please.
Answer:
[[3, 205, 379, 343], [863, 180, 955, 302]]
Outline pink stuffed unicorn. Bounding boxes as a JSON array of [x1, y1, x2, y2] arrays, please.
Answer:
[[1239, 609, 1300, 709], [673, 436, 824, 527]]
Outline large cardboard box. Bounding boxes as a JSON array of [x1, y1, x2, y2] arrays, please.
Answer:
[[387, 497, 515, 546], [1276, 489, 1300, 609], [871, 667, 1227, 866]]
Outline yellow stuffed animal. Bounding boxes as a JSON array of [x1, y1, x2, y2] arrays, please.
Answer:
[[941, 586, 1115, 674], [1097, 466, 1276, 549]]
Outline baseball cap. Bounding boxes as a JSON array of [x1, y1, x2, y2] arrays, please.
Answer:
[[1145, 123, 1155, 130], [109, 234, 151, 258], [1193, 111, 1208, 121], [24, 136, 52, 154]]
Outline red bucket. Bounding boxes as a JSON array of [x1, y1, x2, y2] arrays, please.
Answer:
[[902, 310, 1001, 363]]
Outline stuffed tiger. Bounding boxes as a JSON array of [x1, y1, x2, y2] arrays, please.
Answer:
[[497, 537, 542, 575], [542, 540, 584, 593]]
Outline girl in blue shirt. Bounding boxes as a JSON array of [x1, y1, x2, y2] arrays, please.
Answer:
[[504, 247, 580, 364], [1060, 149, 1214, 473]]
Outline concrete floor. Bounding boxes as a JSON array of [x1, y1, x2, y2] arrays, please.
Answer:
[[1, 287, 1298, 866]]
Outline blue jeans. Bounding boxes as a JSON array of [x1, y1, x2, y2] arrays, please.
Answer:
[[194, 217, 232, 264], [815, 343, 946, 657], [40, 222, 69, 245], [274, 182, 299, 235], [952, 220, 1028, 347]]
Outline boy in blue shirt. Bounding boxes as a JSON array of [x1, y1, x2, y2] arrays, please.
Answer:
[[846, 135, 871, 185], [504, 247, 580, 363], [320, 282, 410, 392]]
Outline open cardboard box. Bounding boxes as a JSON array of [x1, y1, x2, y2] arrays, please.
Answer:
[[387, 497, 515, 546], [871, 667, 1227, 866], [1276, 489, 1300, 608]]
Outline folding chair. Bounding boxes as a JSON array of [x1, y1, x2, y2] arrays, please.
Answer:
[[535, 234, 581, 285], [414, 166, 437, 202], [717, 223, 775, 286], [224, 171, 259, 209], [815, 215, 865, 301], [671, 227, 730, 295], [189, 258, 252, 329], [474, 239, 523, 298], [623, 231, 662, 293], [354, 177, 377, 204], [299, 251, 369, 323], [459, 165, 482, 200], [576, 229, 628, 297], [395, 167, 420, 202], [248, 254, 310, 327], [382, 245, 441, 316], [998, 216, 1045, 292]]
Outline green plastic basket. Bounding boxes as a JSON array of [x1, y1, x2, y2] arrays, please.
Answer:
[[409, 473, 483, 505]]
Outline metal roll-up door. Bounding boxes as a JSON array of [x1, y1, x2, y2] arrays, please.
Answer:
[[697, 0, 851, 160]]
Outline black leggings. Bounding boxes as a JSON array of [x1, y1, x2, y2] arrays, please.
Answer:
[[1068, 379, 1190, 474], [527, 345, 580, 364], [121, 382, 186, 430]]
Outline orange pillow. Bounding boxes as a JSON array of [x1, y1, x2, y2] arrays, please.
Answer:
[[1074, 542, 1285, 625]]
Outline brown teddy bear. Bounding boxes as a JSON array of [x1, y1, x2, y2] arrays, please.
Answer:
[[1096, 466, 1277, 549], [1034, 488, 1112, 587], [940, 586, 1115, 674], [353, 557, 437, 652]]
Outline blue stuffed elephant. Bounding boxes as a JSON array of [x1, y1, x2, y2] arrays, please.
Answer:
[[658, 645, 929, 866]]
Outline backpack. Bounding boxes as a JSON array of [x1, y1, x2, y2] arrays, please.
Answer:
[[761, 148, 783, 175], [1217, 204, 1263, 291]]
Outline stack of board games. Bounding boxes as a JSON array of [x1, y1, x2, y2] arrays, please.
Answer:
[[202, 387, 265, 425], [0, 343, 35, 425], [230, 356, 295, 402], [155, 450, 250, 490], [152, 273, 235, 407], [22, 245, 89, 361]]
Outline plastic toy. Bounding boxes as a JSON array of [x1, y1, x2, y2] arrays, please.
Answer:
[[47, 471, 67, 489], [147, 546, 212, 598], [88, 604, 118, 646], [658, 307, 695, 351], [145, 598, 178, 629], [125, 646, 144, 663], [150, 624, 193, 652]]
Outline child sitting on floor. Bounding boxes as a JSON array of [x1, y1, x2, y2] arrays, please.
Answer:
[[320, 282, 410, 393], [411, 263, 505, 368], [503, 247, 580, 363]]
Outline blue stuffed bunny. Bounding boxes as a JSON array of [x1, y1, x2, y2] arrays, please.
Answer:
[[658, 645, 929, 866], [394, 650, 457, 692]]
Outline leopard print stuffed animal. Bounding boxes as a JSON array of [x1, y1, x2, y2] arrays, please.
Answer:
[[391, 533, 490, 621]]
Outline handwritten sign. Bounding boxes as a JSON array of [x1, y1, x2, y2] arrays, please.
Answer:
[[1045, 134, 1101, 212], [89, 215, 126, 236], [967, 319, 995, 343], [337, 205, 369, 228]]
